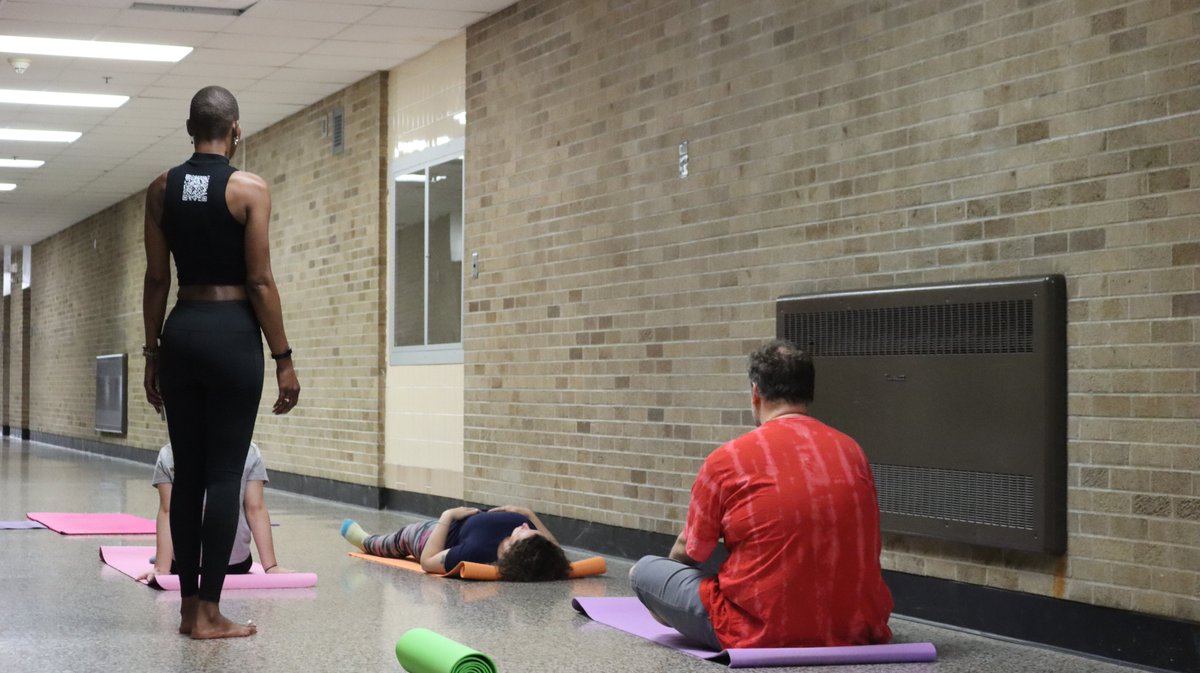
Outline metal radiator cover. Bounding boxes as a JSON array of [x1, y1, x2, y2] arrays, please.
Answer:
[[777, 276, 1066, 553]]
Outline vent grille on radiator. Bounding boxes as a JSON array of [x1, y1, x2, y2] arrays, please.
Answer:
[[781, 300, 1034, 357], [872, 463, 1034, 530], [776, 276, 1066, 553]]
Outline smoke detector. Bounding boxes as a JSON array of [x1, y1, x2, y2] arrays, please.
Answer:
[[9, 57, 31, 74]]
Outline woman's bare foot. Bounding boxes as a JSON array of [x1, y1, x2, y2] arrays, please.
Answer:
[[189, 600, 257, 640], [178, 596, 198, 635]]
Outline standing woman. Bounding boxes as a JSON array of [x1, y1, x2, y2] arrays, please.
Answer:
[[142, 86, 300, 639]]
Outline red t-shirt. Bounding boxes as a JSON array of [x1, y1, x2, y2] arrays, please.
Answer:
[[685, 414, 893, 649]]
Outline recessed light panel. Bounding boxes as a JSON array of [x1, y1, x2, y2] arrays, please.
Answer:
[[0, 35, 191, 62], [0, 183, 16, 191], [0, 89, 128, 108], [0, 159, 44, 168], [0, 129, 81, 143]]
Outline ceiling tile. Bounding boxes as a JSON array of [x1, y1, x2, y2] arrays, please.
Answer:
[[0, 0, 513, 245]]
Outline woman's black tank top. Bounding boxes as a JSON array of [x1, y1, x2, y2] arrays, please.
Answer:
[[162, 153, 246, 286]]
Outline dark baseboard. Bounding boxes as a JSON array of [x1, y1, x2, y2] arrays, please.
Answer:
[[3, 424, 9, 436], [268, 470, 381, 509], [24, 433, 1199, 673], [30, 431, 158, 465], [885, 570, 1199, 673]]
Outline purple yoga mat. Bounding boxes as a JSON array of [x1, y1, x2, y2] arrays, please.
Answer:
[[0, 520, 46, 529], [572, 597, 937, 668]]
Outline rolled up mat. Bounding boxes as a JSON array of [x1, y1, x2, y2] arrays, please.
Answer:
[[395, 628, 496, 673], [349, 552, 606, 580]]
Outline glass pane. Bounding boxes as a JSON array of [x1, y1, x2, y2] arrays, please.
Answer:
[[393, 170, 426, 347], [427, 158, 463, 345]]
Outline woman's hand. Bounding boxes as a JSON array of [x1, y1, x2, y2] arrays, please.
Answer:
[[442, 507, 480, 522], [489, 504, 533, 517], [272, 360, 300, 415], [144, 357, 162, 414], [136, 565, 169, 584], [265, 565, 292, 574]]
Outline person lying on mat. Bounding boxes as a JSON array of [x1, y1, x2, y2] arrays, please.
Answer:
[[630, 340, 894, 650], [137, 442, 291, 583], [341, 504, 570, 581]]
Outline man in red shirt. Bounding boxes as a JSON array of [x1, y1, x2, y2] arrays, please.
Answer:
[[630, 340, 894, 650]]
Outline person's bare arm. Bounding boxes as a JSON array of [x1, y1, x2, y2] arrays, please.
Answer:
[[420, 507, 479, 574], [488, 505, 560, 546], [142, 173, 170, 413], [230, 171, 299, 415], [669, 529, 699, 566], [137, 483, 173, 582], [244, 481, 289, 573]]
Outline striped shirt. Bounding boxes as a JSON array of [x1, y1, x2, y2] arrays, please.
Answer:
[[685, 414, 893, 649]]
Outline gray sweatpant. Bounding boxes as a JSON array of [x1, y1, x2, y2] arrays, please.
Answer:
[[629, 555, 723, 651]]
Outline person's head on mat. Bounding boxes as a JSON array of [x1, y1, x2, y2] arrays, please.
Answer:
[[342, 503, 570, 581], [496, 524, 571, 582]]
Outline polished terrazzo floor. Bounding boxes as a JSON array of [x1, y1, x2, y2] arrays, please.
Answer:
[[0, 438, 1150, 673]]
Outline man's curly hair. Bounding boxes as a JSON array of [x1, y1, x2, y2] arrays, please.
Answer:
[[496, 535, 571, 582], [748, 339, 815, 404]]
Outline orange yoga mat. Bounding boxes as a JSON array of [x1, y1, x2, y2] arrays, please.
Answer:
[[349, 552, 606, 580]]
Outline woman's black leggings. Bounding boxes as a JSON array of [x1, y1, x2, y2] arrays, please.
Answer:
[[159, 300, 263, 602]]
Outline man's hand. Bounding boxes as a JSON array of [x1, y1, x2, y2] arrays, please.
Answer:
[[669, 529, 698, 566]]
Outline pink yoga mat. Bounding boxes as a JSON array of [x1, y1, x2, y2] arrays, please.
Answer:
[[28, 512, 156, 535], [572, 597, 937, 668], [99, 546, 318, 591]]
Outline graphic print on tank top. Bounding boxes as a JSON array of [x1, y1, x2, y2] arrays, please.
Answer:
[[182, 174, 210, 202]]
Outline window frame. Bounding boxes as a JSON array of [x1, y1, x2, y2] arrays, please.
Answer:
[[388, 139, 466, 366]]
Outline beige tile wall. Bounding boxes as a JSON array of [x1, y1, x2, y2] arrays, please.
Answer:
[[463, 0, 1200, 621], [28, 74, 390, 487], [383, 35, 468, 498]]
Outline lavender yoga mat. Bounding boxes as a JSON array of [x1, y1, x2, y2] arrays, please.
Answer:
[[0, 520, 46, 529], [572, 597, 937, 668], [100, 546, 318, 591], [28, 512, 156, 535]]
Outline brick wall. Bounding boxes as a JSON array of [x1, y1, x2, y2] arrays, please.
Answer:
[[29, 74, 389, 487], [464, 0, 1199, 621], [7, 285, 29, 435]]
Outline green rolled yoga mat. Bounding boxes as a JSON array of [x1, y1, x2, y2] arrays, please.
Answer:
[[395, 628, 497, 673]]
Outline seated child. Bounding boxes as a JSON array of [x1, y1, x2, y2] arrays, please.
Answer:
[[138, 442, 290, 582], [342, 504, 570, 581]]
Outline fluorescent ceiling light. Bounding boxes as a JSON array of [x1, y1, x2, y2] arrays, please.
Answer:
[[0, 158, 44, 168], [0, 89, 128, 108], [0, 35, 191, 62], [0, 128, 81, 143], [0, 183, 15, 191], [395, 174, 425, 183]]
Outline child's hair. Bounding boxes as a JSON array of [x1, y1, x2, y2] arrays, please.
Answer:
[[497, 535, 571, 582]]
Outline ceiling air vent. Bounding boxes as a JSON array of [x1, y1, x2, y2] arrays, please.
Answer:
[[331, 106, 345, 155], [130, 2, 255, 17]]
